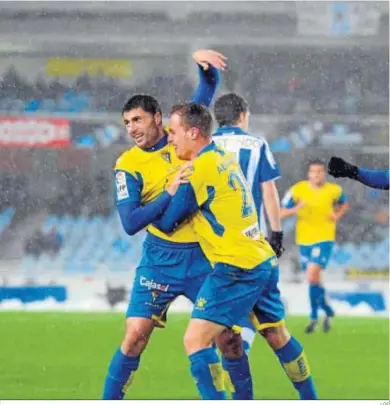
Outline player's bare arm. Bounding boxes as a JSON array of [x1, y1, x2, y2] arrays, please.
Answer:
[[330, 202, 349, 222], [280, 201, 305, 219], [262, 180, 284, 257], [262, 180, 282, 231]]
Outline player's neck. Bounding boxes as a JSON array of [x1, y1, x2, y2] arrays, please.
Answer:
[[223, 123, 246, 131], [191, 139, 212, 159], [309, 181, 326, 189], [146, 126, 166, 149], [155, 126, 166, 143]]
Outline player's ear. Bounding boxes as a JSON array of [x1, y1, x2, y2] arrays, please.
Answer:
[[154, 112, 162, 126], [192, 128, 201, 139]]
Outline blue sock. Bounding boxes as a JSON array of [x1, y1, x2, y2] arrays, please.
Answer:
[[309, 284, 321, 320], [189, 347, 227, 399], [102, 348, 140, 400], [318, 285, 334, 317], [274, 337, 318, 400], [222, 354, 253, 400]]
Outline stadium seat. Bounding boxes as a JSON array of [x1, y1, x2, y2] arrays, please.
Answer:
[[27, 211, 145, 273], [24, 99, 41, 112], [0, 208, 15, 236]]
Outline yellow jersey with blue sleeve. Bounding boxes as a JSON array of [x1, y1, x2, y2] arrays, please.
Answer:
[[155, 142, 276, 269], [114, 133, 198, 243], [189, 143, 275, 269], [282, 180, 347, 245]]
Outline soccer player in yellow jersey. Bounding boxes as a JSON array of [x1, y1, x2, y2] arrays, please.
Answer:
[[102, 50, 234, 400], [153, 103, 318, 400], [281, 160, 349, 333]]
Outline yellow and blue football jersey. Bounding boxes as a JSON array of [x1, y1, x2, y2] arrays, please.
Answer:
[[114, 134, 198, 243], [282, 180, 347, 245], [157, 142, 276, 269]]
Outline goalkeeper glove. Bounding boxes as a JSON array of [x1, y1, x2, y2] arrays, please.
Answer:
[[269, 231, 284, 258], [328, 157, 358, 179]]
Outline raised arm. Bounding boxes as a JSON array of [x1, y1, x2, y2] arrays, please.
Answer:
[[191, 49, 226, 107], [357, 168, 389, 190], [328, 157, 390, 190]]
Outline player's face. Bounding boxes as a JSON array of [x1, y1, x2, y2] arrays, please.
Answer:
[[123, 108, 161, 149], [168, 113, 195, 160], [308, 164, 326, 186]]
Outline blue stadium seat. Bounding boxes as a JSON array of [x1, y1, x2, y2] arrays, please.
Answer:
[[24, 99, 41, 112], [0, 208, 15, 235], [40, 99, 57, 112]]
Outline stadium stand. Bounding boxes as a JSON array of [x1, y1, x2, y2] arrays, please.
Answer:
[[20, 213, 145, 274]]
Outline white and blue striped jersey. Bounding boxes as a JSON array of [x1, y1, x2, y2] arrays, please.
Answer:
[[213, 126, 280, 236]]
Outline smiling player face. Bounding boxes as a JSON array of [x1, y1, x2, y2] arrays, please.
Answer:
[[308, 164, 326, 187], [168, 113, 196, 161], [123, 107, 162, 149]]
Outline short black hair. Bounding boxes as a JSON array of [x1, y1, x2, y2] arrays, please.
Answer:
[[170, 102, 213, 138], [308, 159, 325, 168], [214, 93, 249, 127], [122, 94, 162, 116]]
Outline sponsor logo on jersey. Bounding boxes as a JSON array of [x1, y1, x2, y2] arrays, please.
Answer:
[[243, 223, 260, 240], [140, 276, 169, 292]]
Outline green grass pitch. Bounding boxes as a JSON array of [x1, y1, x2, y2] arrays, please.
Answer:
[[0, 312, 388, 400]]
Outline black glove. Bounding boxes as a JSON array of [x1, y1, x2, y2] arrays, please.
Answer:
[[328, 157, 358, 179], [269, 231, 284, 258]]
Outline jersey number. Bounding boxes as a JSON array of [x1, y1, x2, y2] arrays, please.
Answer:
[[228, 171, 254, 218]]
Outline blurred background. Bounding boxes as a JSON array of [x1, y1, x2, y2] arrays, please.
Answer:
[[0, 1, 388, 315]]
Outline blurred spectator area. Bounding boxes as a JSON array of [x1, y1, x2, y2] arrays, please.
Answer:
[[0, 48, 387, 116], [0, 2, 387, 116], [0, 66, 192, 116]]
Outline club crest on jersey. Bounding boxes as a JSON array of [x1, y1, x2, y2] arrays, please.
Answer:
[[161, 151, 171, 163], [151, 290, 159, 303], [195, 297, 207, 310]]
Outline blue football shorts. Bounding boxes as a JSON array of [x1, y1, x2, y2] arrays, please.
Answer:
[[191, 257, 286, 332], [127, 233, 214, 327], [299, 241, 334, 271]]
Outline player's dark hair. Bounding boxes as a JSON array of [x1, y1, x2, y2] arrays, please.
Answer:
[[122, 94, 162, 116], [170, 102, 213, 138], [308, 159, 325, 168], [214, 93, 249, 127]]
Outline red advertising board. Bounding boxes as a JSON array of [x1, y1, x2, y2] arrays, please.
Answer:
[[0, 117, 70, 148]]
